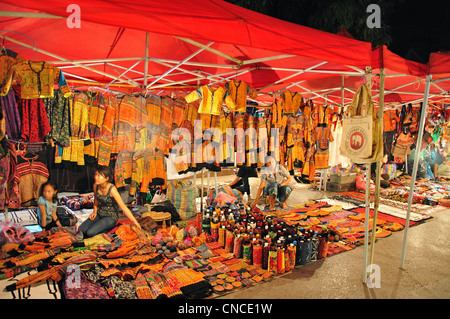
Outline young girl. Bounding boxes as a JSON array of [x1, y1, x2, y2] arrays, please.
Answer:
[[37, 181, 62, 230], [79, 165, 141, 238]]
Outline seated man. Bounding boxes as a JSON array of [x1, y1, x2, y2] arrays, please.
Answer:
[[250, 156, 292, 210], [228, 166, 258, 196]]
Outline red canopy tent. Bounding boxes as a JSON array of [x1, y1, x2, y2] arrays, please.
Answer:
[[0, 0, 372, 98], [400, 50, 450, 270], [427, 51, 450, 103]]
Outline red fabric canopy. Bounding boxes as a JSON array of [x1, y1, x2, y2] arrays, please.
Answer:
[[0, 0, 372, 67], [429, 51, 450, 78]]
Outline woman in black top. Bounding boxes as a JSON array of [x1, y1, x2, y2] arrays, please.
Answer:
[[229, 167, 258, 195], [79, 166, 141, 238]]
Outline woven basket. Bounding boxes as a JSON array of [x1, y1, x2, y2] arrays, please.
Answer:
[[142, 205, 171, 228]]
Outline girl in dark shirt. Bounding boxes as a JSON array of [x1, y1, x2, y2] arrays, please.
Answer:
[[79, 166, 141, 238]]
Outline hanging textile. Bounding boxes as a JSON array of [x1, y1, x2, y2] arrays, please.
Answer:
[[159, 96, 174, 155], [0, 48, 26, 96], [218, 109, 233, 167], [15, 88, 51, 143], [257, 112, 272, 168], [233, 111, 247, 167], [224, 80, 257, 113], [145, 94, 161, 152], [16, 153, 49, 206], [0, 89, 21, 140], [114, 150, 134, 189], [312, 125, 334, 170], [57, 92, 89, 165], [6, 61, 70, 99], [246, 114, 258, 167], [3, 139, 20, 209], [185, 85, 236, 115], [286, 114, 305, 173], [43, 89, 72, 147], [98, 94, 119, 166], [83, 90, 105, 158], [281, 90, 303, 114]]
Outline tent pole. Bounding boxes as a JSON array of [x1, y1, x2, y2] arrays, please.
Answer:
[[3, 35, 139, 86], [207, 170, 211, 196], [363, 66, 372, 283], [143, 32, 150, 87], [175, 37, 243, 66], [201, 168, 205, 213], [295, 84, 338, 105], [367, 68, 385, 278], [341, 75, 345, 107], [258, 61, 328, 91], [242, 54, 295, 65], [108, 59, 143, 86], [146, 42, 214, 88], [363, 164, 371, 283], [400, 74, 432, 269]]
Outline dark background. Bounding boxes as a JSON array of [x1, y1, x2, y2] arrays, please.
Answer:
[[226, 0, 450, 63]]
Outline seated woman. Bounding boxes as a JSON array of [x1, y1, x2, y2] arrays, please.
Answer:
[[79, 165, 141, 238], [250, 156, 292, 211], [228, 166, 258, 196]]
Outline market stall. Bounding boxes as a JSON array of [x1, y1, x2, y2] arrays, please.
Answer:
[[0, 0, 446, 299]]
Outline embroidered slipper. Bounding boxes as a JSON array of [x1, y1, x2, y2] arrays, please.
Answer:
[[251, 275, 263, 283], [213, 285, 225, 293], [225, 276, 235, 283], [232, 281, 242, 288], [375, 228, 392, 238], [223, 283, 234, 291]]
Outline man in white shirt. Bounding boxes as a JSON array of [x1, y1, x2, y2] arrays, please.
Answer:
[[250, 155, 292, 211]]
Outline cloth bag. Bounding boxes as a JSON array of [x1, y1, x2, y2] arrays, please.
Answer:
[[167, 180, 197, 220], [340, 84, 383, 163]]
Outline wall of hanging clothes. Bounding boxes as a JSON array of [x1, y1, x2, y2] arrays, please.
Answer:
[[0, 47, 347, 211], [12, 48, 450, 212]]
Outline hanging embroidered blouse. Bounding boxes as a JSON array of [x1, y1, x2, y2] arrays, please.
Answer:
[[145, 94, 162, 151], [312, 125, 334, 170], [224, 80, 257, 113], [0, 48, 25, 96], [7, 61, 71, 99], [281, 90, 303, 114], [58, 92, 89, 166], [185, 85, 236, 115], [383, 109, 400, 132], [16, 153, 49, 206], [98, 94, 119, 166], [43, 89, 72, 147]]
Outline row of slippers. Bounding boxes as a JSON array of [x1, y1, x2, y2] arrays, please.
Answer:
[[209, 272, 270, 294]]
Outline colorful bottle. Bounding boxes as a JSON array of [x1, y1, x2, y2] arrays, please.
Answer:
[[233, 234, 243, 258], [262, 242, 270, 270], [253, 242, 263, 268], [242, 240, 252, 264]]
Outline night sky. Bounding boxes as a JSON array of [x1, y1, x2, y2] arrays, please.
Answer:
[[226, 0, 450, 64], [387, 0, 450, 63]]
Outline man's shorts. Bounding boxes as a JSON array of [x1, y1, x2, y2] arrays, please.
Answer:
[[263, 182, 292, 203]]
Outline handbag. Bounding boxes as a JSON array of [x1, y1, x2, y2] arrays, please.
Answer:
[[56, 206, 78, 227], [340, 84, 383, 163], [151, 190, 167, 204]]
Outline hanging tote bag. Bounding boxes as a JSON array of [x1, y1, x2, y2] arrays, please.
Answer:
[[340, 84, 383, 163], [167, 180, 198, 220]]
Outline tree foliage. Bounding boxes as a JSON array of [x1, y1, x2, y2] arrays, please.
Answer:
[[226, 0, 395, 47]]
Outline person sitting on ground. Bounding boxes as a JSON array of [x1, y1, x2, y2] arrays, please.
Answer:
[[228, 166, 258, 196], [250, 155, 292, 211], [79, 165, 141, 238]]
